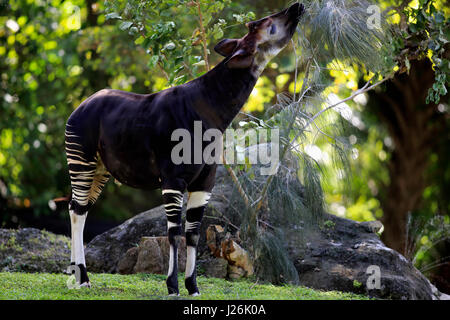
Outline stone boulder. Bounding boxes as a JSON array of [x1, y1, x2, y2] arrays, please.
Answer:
[[85, 207, 167, 273], [198, 255, 228, 279], [288, 214, 449, 300], [0, 228, 70, 273], [118, 236, 186, 275]]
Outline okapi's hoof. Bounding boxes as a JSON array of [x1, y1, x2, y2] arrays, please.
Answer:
[[80, 282, 91, 288], [167, 286, 179, 296], [185, 277, 199, 296], [168, 292, 180, 297]]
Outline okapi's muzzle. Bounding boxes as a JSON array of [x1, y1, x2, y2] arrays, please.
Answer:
[[248, 2, 305, 36], [214, 3, 305, 70]]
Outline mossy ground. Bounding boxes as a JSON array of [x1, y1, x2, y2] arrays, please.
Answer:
[[0, 228, 70, 273], [0, 272, 370, 300]]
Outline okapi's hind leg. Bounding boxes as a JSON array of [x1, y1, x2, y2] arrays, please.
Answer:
[[65, 126, 110, 288]]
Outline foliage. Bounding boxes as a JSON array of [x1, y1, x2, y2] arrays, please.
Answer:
[[323, 0, 449, 221], [302, 0, 393, 73], [104, 0, 255, 84], [0, 0, 88, 213], [0, 0, 163, 222], [406, 214, 450, 275], [0, 272, 371, 300], [392, 0, 449, 104]]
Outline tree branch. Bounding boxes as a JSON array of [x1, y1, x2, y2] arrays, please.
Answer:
[[196, 0, 210, 72]]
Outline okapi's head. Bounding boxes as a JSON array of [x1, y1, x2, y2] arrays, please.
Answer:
[[214, 3, 304, 75]]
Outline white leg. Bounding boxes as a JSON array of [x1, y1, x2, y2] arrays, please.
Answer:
[[70, 210, 87, 266], [70, 216, 76, 263], [185, 245, 197, 280], [186, 191, 211, 211]]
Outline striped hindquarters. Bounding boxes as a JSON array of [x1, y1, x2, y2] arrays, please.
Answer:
[[65, 124, 109, 214]]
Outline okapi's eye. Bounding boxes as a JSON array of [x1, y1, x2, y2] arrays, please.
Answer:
[[270, 24, 276, 35]]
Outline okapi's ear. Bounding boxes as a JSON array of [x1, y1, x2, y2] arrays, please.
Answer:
[[214, 39, 239, 57], [226, 49, 254, 69]]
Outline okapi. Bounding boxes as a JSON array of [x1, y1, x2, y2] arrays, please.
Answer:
[[65, 3, 304, 295]]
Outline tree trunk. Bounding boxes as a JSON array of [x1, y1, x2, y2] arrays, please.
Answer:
[[368, 59, 444, 254], [85, 0, 98, 27]]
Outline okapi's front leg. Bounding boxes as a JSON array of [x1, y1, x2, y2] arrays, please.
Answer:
[[162, 189, 184, 295], [185, 191, 211, 296]]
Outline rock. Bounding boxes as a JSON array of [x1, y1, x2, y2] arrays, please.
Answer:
[[0, 228, 70, 273], [118, 237, 186, 275], [228, 264, 247, 279], [136, 237, 186, 274], [134, 238, 164, 274], [117, 247, 139, 274], [360, 220, 384, 234], [205, 224, 254, 278], [430, 283, 450, 300], [222, 239, 254, 276], [289, 214, 442, 300], [85, 206, 167, 273], [206, 225, 226, 258], [200, 255, 228, 279]]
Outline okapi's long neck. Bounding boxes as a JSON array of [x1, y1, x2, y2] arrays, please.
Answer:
[[189, 60, 258, 132]]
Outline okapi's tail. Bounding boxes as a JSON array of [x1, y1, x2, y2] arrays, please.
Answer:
[[52, 193, 72, 204]]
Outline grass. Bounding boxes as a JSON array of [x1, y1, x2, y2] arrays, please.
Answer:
[[0, 272, 370, 300]]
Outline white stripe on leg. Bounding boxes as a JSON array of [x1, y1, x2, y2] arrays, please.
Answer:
[[185, 246, 196, 278], [167, 244, 175, 277], [70, 210, 87, 266], [187, 192, 211, 210], [70, 215, 75, 263]]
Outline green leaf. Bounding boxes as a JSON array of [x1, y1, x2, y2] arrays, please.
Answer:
[[119, 21, 133, 31], [192, 60, 206, 67], [163, 42, 176, 51], [148, 55, 159, 68], [174, 75, 188, 85], [129, 27, 138, 35], [105, 12, 121, 20], [134, 36, 145, 45]]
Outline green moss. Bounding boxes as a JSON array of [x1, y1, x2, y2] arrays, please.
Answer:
[[3, 234, 23, 252], [353, 280, 362, 288], [0, 229, 70, 273], [0, 272, 371, 300], [322, 220, 336, 230]]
